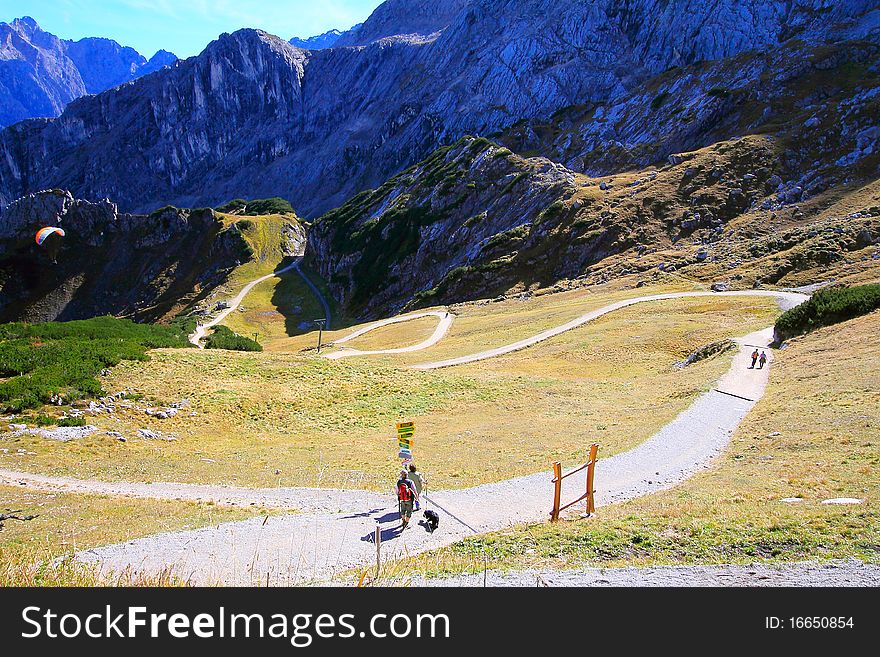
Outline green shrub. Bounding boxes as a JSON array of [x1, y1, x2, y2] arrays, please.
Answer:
[[651, 91, 671, 110], [217, 198, 294, 216], [775, 284, 880, 341], [243, 198, 295, 216], [0, 317, 191, 413], [149, 205, 179, 218], [216, 199, 248, 213], [204, 326, 263, 352], [58, 417, 87, 427]]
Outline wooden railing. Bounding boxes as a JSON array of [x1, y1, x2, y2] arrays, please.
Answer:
[[550, 443, 598, 521]]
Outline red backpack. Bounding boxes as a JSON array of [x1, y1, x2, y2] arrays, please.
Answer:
[[397, 480, 414, 501]]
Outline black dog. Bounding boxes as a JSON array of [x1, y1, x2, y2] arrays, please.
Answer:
[[423, 509, 440, 532]]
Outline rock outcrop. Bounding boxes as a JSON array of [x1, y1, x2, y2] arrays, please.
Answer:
[[310, 137, 576, 317], [334, 0, 470, 46], [0, 190, 251, 323]]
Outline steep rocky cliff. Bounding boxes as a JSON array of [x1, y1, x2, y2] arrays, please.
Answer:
[[0, 190, 253, 323], [0, 17, 176, 128], [310, 137, 576, 316], [1, 1, 875, 216]]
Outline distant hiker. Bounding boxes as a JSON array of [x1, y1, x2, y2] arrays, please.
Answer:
[[397, 470, 416, 529], [408, 464, 426, 510], [750, 349, 759, 369], [758, 351, 768, 369]]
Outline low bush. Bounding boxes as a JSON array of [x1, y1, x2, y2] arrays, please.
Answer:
[[651, 91, 671, 110], [243, 198, 295, 216], [216, 198, 294, 216], [204, 326, 263, 352], [58, 417, 87, 427], [216, 198, 248, 213], [775, 284, 880, 341]]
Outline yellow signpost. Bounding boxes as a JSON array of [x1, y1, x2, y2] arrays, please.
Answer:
[[397, 422, 415, 460]]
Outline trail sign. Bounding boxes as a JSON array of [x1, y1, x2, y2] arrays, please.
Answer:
[[397, 422, 415, 460]]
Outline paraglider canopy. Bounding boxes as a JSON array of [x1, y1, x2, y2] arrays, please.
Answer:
[[35, 226, 66, 263], [36, 226, 65, 245]]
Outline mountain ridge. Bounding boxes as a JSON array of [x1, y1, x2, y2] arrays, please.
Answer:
[[0, 16, 177, 128], [2, 1, 876, 217]]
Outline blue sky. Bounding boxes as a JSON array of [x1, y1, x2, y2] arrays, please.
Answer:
[[1, 0, 384, 58]]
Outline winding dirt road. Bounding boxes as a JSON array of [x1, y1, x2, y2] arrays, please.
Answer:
[[324, 310, 455, 359]]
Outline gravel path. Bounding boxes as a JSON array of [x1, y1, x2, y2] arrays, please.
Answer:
[[324, 311, 455, 359], [412, 290, 807, 369], [411, 560, 880, 587], [75, 309, 801, 585], [0, 469, 386, 513]]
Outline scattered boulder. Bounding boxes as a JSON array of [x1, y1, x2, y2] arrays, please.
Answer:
[[668, 152, 694, 165], [137, 428, 177, 441], [675, 339, 736, 368], [711, 281, 730, 292]]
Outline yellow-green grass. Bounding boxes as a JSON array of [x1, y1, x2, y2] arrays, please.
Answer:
[[267, 277, 696, 356], [221, 270, 328, 343], [0, 287, 780, 490], [389, 311, 880, 578], [374, 280, 701, 367], [0, 485, 265, 586], [216, 212, 294, 280]]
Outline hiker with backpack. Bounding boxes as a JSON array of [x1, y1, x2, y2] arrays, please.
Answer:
[[397, 469, 417, 529], [758, 351, 768, 369], [750, 349, 759, 368]]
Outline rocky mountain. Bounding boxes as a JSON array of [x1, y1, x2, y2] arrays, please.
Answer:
[[0, 190, 255, 323], [334, 0, 469, 46], [289, 27, 360, 50], [310, 125, 880, 319], [310, 31, 880, 318], [2, 1, 876, 218], [0, 16, 176, 128]]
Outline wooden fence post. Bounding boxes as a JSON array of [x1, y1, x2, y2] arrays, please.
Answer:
[[551, 461, 562, 521], [585, 443, 598, 516], [375, 524, 382, 579]]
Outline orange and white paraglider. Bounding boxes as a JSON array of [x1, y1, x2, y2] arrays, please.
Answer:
[[36, 226, 65, 263]]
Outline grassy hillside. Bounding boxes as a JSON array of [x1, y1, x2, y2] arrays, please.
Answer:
[[189, 211, 337, 342], [311, 134, 880, 322]]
